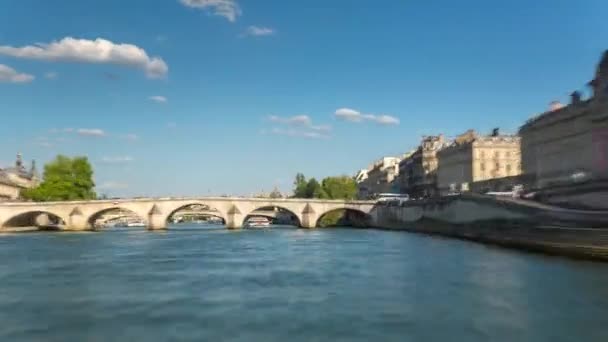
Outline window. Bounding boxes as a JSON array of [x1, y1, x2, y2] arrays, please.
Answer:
[[480, 163, 485, 171], [480, 151, 485, 159], [494, 151, 499, 158], [495, 162, 500, 170], [506, 164, 512, 173], [506, 151, 511, 158]]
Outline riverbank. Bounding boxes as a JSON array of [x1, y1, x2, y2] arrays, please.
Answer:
[[372, 195, 608, 262], [374, 219, 608, 262]]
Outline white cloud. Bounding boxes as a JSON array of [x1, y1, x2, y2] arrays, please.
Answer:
[[242, 26, 275, 37], [35, 137, 53, 148], [266, 114, 331, 139], [268, 115, 312, 126], [0, 37, 168, 79], [0, 64, 34, 83], [98, 181, 129, 190], [374, 115, 400, 125], [270, 128, 327, 139], [77, 128, 106, 137], [180, 0, 241, 22], [44, 71, 58, 79], [123, 133, 139, 141], [334, 108, 400, 126], [149, 95, 168, 103], [101, 156, 134, 164]]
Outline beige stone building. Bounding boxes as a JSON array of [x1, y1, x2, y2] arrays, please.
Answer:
[[519, 51, 608, 188], [399, 135, 448, 197], [357, 156, 401, 199], [436, 130, 521, 194], [0, 154, 39, 201]]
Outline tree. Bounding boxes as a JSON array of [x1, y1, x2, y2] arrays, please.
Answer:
[[22, 155, 97, 201], [305, 178, 323, 199], [292, 173, 357, 200], [293, 173, 308, 198], [321, 176, 358, 200]]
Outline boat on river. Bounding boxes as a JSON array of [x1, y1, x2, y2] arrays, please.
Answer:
[[244, 217, 271, 228]]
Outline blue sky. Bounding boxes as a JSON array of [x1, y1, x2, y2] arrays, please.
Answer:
[[0, 0, 606, 197]]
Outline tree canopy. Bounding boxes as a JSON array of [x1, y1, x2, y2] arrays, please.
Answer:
[[293, 173, 308, 198], [22, 155, 97, 201], [292, 173, 357, 200]]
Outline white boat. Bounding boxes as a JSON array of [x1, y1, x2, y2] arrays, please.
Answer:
[[127, 222, 145, 227], [244, 217, 271, 228]]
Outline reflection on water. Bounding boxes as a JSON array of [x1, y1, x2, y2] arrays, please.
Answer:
[[1, 224, 608, 341]]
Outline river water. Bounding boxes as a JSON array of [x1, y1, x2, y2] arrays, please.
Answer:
[[1, 225, 607, 341]]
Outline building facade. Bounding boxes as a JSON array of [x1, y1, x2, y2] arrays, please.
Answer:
[[519, 51, 608, 189], [357, 157, 401, 199], [436, 130, 521, 194], [0, 154, 39, 201], [399, 135, 448, 197]]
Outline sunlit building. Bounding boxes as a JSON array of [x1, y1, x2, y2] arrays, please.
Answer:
[[357, 157, 401, 199], [0, 153, 39, 201], [519, 50, 608, 189], [436, 129, 521, 194], [399, 135, 449, 197]]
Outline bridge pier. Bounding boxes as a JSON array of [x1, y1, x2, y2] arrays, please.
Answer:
[[148, 214, 167, 230], [147, 204, 167, 230], [67, 209, 89, 231], [225, 205, 244, 230], [300, 205, 318, 229]]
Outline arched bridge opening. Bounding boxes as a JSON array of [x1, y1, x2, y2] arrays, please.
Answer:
[[316, 208, 371, 228], [2, 211, 66, 230], [167, 204, 226, 229], [243, 206, 301, 229], [88, 207, 147, 230]]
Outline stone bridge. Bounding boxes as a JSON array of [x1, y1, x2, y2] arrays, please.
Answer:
[[0, 197, 376, 230]]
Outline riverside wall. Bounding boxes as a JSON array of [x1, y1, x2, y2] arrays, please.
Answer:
[[371, 194, 608, 261]]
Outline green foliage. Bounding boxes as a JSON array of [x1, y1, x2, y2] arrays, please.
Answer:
[[321, 176, 357, 200], [293, 173, 308, 198], [305, 178, 322, 198], [22, 155, 97, 202], [292, 173, 357, 200]]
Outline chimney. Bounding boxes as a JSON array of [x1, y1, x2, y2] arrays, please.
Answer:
[[549, 100, 564, 111], [570, 91, 581, 104]]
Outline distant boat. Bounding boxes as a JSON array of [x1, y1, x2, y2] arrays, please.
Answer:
[[244, 217, 270, 228], [127, 222, 145, 227]]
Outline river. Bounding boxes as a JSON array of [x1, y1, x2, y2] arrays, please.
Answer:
[[1, 225, 607, 341]]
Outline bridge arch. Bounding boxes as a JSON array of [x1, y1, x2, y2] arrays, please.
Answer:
[[2, 210, 68, 229], [87, 207, 147, 229], [243, 205, 301, 227], [164, 203, 227, 226], [315, 207, 372, 228]]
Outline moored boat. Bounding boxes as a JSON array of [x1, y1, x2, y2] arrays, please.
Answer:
[[244, 217, 271, 228]]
